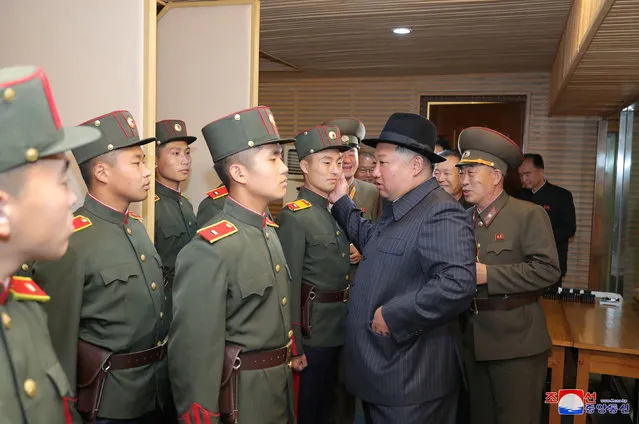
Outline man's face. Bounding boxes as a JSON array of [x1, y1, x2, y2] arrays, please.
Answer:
[[373, 143, 416, 201], [433, 155, 462, 198], [302, 149, 343, 195], [355, 153, 377, 183], [341, 148, 358, 180], [107, 146, 151, 203], [245, 144, 289, 202], [156, 141, 191, 184], [518, 158, 544, 189], [459, 164, 500, 206], [3, 155, 78, 260]]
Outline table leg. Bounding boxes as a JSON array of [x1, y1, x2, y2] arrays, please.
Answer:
[[548, 347, 565, 424], [574, 349, 591, 424]]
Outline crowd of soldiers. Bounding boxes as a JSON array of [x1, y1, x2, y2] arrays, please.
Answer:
[[1, 64, 561, 424]]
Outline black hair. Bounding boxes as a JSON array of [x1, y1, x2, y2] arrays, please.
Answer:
[[439, 149, 461, 160], [524, 153, 544, 169]]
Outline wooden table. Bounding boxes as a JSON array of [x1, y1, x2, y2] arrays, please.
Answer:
[[562, 301, 639, 424], [542, 299, 574, 424]]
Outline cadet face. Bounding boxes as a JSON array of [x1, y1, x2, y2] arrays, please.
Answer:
[[433, 156, 462, 198], [0, 155, 77, 260], [109, 146, 151, 202], [157, 140, 191, 183], [341, 148, 358, 180], [355, 153, 377, 183], [459, 164, 502, 207], [518, 158, 544, 190], [374, 143, 419, 201], [301, 149, 343, 195], [245, 144, 288, 201]]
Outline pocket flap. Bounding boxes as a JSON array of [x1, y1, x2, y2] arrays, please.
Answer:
[[47, 362, 72, 396], [160, 223, 186, 238], [238, 272, 273, 298], [485, 241, 514, 255], [309, 234, 336, 246], [99, 263, 138, 285], [377, 237, 406, 256]]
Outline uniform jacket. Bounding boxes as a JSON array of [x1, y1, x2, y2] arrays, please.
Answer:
[[196, 185, 228, 228], [331, 178, 476, 405], [350, 178, 381, 221]]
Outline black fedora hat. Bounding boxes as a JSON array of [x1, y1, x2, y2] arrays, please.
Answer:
[[363, 113, 444, 164]]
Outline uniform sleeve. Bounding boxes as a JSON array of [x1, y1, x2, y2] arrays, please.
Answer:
[[33, 247, 84, 388], [275, 210, 306, 357], [331, 195, 375, 252], [381, 202, 476, 343], [554, 189, 576, 243], [195, 198, 224, 228], [168, 240, 225, 423], [487, 205, 561, 295]]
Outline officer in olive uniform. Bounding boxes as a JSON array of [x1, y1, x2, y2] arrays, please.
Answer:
[[456, 127, 560, 424], [276, 126, 351, 424], [0, 65, 100, 424], [168, 106, 296, 424], [154, 119, 197, 318], [32, 111, 170, 423]]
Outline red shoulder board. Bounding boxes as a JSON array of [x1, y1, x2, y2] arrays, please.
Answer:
[[265, 218, 279, 228], [286, 199, 311, 211], [198, 220, 238, 244], [207, 186, 228, 200], [154, 195, 160, 202], [128, 211, 143, 221], [10, 276, 50, 303], [73, 215, 92, 232]]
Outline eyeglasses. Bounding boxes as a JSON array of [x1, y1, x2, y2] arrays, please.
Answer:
[[357, 167, 375, 175]]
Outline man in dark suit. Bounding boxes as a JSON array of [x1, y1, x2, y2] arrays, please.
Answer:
[[516, 153, 576, 285], [328, 113, 476, 424]]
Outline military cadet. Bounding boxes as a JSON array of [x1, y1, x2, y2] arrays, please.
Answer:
[[456, 127, 560, 424], [32, 110, 170, 424], [153, 119, 197, 316], [276, 126, 351, 424], [168, 106, 297, 424], [0, 65, 100, 424]]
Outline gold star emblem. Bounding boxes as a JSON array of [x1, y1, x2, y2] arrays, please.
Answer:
[[127, 117, 136, 129], [174, 123, 182, 132], [328, 131, 337, 140]]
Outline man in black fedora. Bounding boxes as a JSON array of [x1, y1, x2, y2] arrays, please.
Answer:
[[328, 112, 476, 423]]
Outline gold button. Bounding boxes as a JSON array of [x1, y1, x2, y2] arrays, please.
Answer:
[[151, 282, 157, 290], [140, 254, 146, 262], [345, 275, 350, 281], [288, 330, 294, 339], [126, 228, 132, 235], [336, 231, 341, 236], [477, 243, 481, 249], [160, 312, 164, 319], [248, 140, 255, 147], [281, 297, 287, 306], [157, 340, 163, 346], [107, 144, 114, 151], [94, 120, 101, 127], [180, 202, 183, 206], [188, 221, 192, 226], [21, 263, 29, 272], [275, 264, 281, 273], [265, 233, 270, 240], [342, 253, 346, 258], [2, 312, 11, 329], [478, 221, 483, 227], [3, 87, 16, 102], [23, 379, 36, 398], [25, 148, 39, 163]]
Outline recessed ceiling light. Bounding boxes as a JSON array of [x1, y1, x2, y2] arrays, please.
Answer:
[[393, 27, 412, 35]]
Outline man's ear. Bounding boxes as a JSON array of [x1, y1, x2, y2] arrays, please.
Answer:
[[300, 159, 310, 175], [412, 155, 425, 176], [228, 163, 249, 185], [0, 193, 12, 240]]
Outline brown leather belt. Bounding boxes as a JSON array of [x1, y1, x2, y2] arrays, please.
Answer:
[[303, 282, 350, 303], [237, 342, 292, 371], [108, 343, 167, 370], [469, 290, 542, 313]]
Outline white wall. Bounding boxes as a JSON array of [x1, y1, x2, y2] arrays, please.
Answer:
[[0, 0, 145, 211], [157, 4, 253, 209]]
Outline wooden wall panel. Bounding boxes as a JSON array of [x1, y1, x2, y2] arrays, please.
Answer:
[[260, 72, 599, 288]]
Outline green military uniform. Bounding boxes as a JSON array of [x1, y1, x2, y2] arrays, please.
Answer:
[[153, 119, 198, 319], [456, 127, 560, 424], [197, 185, 273, 228], [32, 111, 170, 421], [168, 106, 296, 424], [0, 65, 100, 424]]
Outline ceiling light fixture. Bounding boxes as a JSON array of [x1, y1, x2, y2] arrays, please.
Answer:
[[392, 27, 412, 35]]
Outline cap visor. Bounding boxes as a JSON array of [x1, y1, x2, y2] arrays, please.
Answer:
[[162, 136, 197, 145], [40, 125, 101, 158], [121, 136, 158, 150]]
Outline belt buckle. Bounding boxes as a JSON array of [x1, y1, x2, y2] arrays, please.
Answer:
[[343, 285, 350, 303]]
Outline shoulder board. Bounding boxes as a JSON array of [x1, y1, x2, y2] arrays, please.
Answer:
[[265, 218, 279, 228], [182, 193, 190, 201], [128, 211, 143, 221], [286, 199, 312, 211], [154, 195, 160, 202], [198, 220, 238, 244], [207, 186, 228, 200], [10, 276, 50, 303], [73, 215, 93, 232]]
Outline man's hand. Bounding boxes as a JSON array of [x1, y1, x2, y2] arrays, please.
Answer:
[[290, 354, 308, 372], [371, 306, 390, 336], [476, 262, 487, 285], [328, 172, 349, 204], [349, 243, 361, 264]]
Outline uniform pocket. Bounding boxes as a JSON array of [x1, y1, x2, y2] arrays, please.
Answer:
[[238, 271, 273, 298], [309, 234, 337, 246], [47, 362, 72, 397], [484, 241, 514, 255], [99, 263, 139, 285], [160, 223, 186, 239], [377, 237, 406, 256]]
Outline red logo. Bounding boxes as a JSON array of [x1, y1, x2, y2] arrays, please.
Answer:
[[495, 233, 504, 241], [544, 205, 551, 211]]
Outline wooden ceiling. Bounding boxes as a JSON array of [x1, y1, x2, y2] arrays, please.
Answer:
[[165, 0, 574, 76]]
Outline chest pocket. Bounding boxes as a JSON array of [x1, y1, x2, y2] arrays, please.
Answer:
[[238, 271, 273, 298], [484, 241, 514, 255], [309, 234, 337, 246], [100, 263, 139, 285], [377, 237, 406, 256], [160, 223, 186, 239]]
